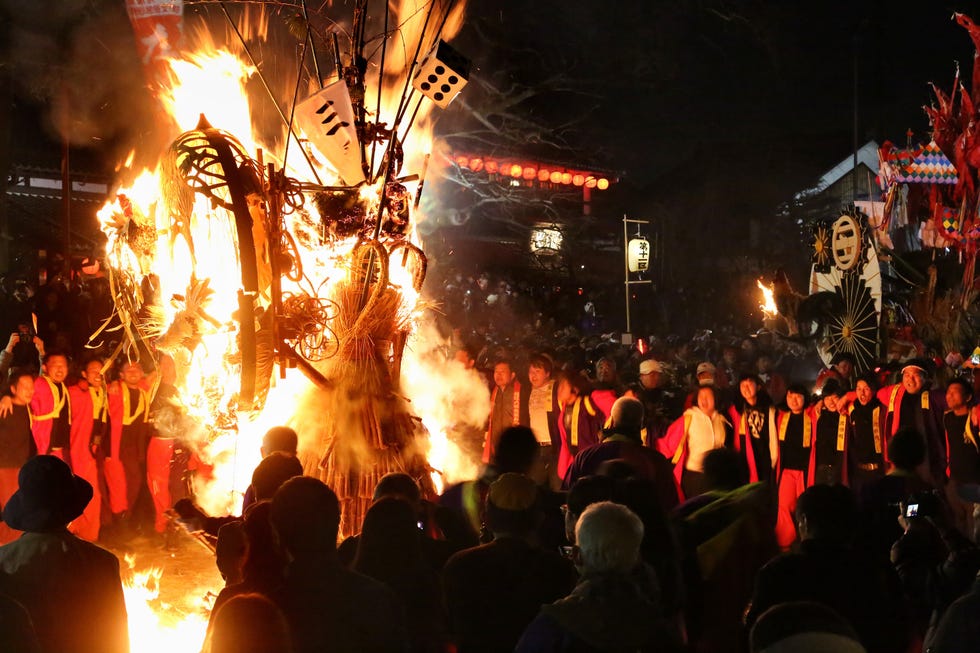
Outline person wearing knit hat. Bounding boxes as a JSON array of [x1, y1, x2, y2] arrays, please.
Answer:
[[749, 601, 866, 653], [443, 472, 575, 653], [0, 456, 129, 653]]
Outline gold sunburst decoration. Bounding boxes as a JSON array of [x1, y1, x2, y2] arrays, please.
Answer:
[[810, 222, 832, 273]]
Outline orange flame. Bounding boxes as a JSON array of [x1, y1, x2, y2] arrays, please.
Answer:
[[101, 2, 471, 645], [757, 279, 778, 317], [122, 554, 212, 653]]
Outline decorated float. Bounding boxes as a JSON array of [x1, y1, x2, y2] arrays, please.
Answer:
[[763, 13, 980, 371]]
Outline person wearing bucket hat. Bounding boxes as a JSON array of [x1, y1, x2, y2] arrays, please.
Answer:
[[0, 455, 128, 653], [877, 358, 948, 485]]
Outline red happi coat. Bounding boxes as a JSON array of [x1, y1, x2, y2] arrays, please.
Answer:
[[556, 394, 604, 480], [482, 380, 527, 463], [773, 408, 815, 485], [29, 376, 70, 456], [106, 380, 151, 460], [808, 409, 850, 486], [847, 400, 888, 470], [728, 404, 778, 483], [68, 381, 106, 463]]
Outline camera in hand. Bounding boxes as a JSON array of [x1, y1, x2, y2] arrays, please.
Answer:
[[17, 325, 31, 344], [903, 491, 941, 520]]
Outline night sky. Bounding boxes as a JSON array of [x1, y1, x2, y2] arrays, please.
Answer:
[[449, 1, 977, 182], [2, 1, 976, 180]]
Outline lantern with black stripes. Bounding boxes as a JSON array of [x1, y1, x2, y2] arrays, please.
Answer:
[[412, 40, 470, 109]]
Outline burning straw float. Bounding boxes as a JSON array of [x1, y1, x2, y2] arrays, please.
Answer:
[[100, 0, 478, 554]]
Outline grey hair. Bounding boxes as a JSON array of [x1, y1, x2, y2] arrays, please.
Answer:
[[575, 501, 644, 573], [609, 396, 644, 432]]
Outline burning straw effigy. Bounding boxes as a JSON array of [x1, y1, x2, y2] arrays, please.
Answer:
[[97, 0, 469, 537]]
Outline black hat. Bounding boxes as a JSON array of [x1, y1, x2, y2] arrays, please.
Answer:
[[3, 456, 93, 532]]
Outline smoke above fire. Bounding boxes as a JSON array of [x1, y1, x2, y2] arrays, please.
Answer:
[[402, 320, 489, 489], [0, 1, 152, 160]]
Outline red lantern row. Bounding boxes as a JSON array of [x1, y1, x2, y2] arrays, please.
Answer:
[[452, 154, 611, 190]]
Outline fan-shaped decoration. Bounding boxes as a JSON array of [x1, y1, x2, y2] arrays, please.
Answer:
[[824, 274, 880, 372], [810, 211, 881, 373], [810, 222, 832, 273]]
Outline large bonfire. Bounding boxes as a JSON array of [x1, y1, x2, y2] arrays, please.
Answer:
[[99, 0, 479, 550]]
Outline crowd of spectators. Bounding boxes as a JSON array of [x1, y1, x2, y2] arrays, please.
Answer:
[[4, 262, 980, 653]]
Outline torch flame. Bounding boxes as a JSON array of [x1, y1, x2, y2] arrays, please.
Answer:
[[757, 279, 778, 317]]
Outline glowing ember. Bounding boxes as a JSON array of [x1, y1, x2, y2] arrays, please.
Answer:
[[757, 279, 778, 317]]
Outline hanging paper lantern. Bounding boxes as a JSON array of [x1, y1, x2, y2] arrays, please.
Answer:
[[628, 237, 650, 272]]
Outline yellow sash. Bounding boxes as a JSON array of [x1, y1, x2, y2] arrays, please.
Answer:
[[122, 385, 149, 426], [836, 413, 847, 452], [89, 387, 107, 423], [778, 411, 812, 447], [33, 377, 70, 423], [672, 413, 693, 465], [888, 386, 929, 424], [872, 406, 881, 454], [965, 417, 979, 451], [569, 397, 596, 447], [848, 404, 882, 454]]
